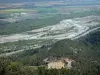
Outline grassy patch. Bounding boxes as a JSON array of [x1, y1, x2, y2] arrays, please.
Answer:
[[1, 9, 26, 13], [33, 8, 57, 13]]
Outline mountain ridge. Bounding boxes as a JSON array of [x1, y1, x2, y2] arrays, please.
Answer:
[[0, 0, 99, 3]]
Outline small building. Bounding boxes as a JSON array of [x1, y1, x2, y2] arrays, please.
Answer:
[[46, 58, 75, 69], [48, 60, 65, 69]]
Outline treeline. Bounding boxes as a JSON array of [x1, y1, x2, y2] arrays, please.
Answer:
[[0, 57, 100, 75], [0, 39, 99, 75]]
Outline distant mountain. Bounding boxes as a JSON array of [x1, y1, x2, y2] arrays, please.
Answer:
[[0, 0, 99, 3], [0, 0, 57, 3]]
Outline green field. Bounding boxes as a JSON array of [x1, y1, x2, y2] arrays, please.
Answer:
[[0, 9, 26, 13]]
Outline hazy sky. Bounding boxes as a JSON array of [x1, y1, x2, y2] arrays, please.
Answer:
[[0, 0, 99, 3]]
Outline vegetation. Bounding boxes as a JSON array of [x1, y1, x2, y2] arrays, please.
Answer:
[[0, 57, 100, 75], [0, 33, 100, 75], [1, 9, 26, 13], [0, 7, 100, 35], [0, 25, 100, 75], [0, 3, 100, 75]]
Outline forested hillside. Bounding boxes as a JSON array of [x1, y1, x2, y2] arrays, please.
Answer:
[[0, 32, 100, 75]]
